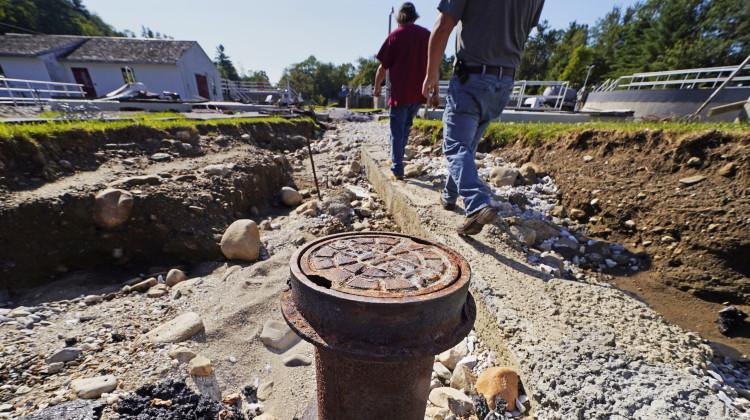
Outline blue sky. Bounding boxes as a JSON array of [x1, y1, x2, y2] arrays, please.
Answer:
[[82, 1, 641, 83]]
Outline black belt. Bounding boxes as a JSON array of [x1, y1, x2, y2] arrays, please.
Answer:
[[464, 65, 515, 77]]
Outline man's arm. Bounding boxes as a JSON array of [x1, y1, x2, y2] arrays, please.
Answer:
[[422, 11, 457, 105], [374, 64, 387, 97]]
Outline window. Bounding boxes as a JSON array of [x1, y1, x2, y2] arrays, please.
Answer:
[[121, 67, 136, 84]]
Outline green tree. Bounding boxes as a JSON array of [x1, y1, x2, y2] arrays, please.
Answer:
[[559, 45, 594, 85], [242, 70, 270, 83], [279, 55, 354, 105], [140, 25, 172, 39], [546, 22, 589, 81], [519, 20, 562, 80], [0, 0, 121, 36], [349, 56, 379, 89], [214, 45, 240, 81]]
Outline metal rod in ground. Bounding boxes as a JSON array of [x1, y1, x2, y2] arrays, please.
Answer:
[[306, 136, 322, 200]]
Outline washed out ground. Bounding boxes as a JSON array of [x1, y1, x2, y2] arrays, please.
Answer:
[[0, 109, 748, 419], [481, 127, 750, 356]]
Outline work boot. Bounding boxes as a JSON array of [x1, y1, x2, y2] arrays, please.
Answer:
[[457, 206, 498, 236], [440, 196, 456, 211], [390, 173, 404, 181]]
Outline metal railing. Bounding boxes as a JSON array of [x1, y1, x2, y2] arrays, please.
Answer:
[[594, 64, 750, 92], [220, 79, 304, 104], [0, 77, 86, 106], [434, 80, 572, 111]]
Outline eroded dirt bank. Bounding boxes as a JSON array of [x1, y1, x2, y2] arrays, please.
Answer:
[[0, 120, 316, 288], [412, 123, 750, 355]]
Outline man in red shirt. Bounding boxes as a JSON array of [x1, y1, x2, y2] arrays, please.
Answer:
[[374, 2, 433, 180]]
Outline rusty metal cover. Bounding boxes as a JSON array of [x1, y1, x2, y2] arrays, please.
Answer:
[[299, 234, 460, 298], [283, 232, 475, 361]]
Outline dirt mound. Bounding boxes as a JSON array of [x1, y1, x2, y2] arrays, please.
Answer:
[[0, 120, 317, 288], [495, 128, 749, 303]]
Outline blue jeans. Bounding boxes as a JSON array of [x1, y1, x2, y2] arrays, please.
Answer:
[[442, 73, 514, 215], [389, 103, 422, 177]]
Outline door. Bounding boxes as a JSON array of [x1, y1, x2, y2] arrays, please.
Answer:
[[195, 74, 210, 100], [71, 67, 96, 98]]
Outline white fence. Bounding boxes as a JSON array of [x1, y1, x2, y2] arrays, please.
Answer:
[[0, 77, 86, 106], [594, 64, 750, 92]]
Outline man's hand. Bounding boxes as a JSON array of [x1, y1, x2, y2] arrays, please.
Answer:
[[430, 90, 440, 110], [374, 85, 381, 97], [422, 72, 439, 109]]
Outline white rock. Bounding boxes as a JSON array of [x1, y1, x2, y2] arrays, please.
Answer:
[[204, 164, 230, 177], [142, 312, 204, 344], [450, 363, 476, 392], [280, 187, 303, 206], [70, 375, 117, 399], [260, 320, 300, 351], [168, 347, 196, 362], [456, 355, 478, 370], [433, 362, 452, 380], [188, 356, 212, 376], [428, 387, 473, 417], [221, 219, 261, 262], [257, 380, 274, 400]]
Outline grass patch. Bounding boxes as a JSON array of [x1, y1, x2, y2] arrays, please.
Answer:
[[413, 120, 750, 148], [0, 115, 308, 144]]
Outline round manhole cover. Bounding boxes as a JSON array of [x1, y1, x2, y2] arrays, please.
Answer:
[[299, 233, 460, 298]]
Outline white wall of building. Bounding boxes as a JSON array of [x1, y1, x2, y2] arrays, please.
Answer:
[[177, 44, 222, 101], [0, 42, 222, 100], [60, 62, 185, 98], [0, 57, 52, 81]]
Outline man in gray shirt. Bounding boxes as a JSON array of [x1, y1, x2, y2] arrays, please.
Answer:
[[422, 0, 544, 235]]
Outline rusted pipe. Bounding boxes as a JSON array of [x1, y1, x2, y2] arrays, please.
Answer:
[[282, 232, 475, 420]]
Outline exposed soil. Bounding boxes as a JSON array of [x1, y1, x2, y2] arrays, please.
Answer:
[[484, 128, 750, 356], [0, 119, 317, 288]]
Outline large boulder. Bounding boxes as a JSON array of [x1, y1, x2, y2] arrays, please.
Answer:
[[221, 220, 261, 262], [489, 167, 519, 187], [520, 163, 539, 185], [93, 189, 133, 228], [522, 218, 559, 242], [70, 375, 117, 399], [280, 187, 303, 206]]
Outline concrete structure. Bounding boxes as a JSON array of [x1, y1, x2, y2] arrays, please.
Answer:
[[418, 108, 632, 123], [0, 34, 221, 101], [583, 87, 750, 122]]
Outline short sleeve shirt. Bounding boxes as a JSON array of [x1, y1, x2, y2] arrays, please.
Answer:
[[376, 24, 431, 107], [438, 0, 545, 69]]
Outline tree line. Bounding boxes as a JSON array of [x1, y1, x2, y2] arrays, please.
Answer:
[[518, 0, 749, 86]]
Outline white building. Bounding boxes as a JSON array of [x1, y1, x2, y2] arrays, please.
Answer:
[[0, 34, 222, 101]]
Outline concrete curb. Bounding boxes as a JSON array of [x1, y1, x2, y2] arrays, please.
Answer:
[[361, 141, 730, 419]]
